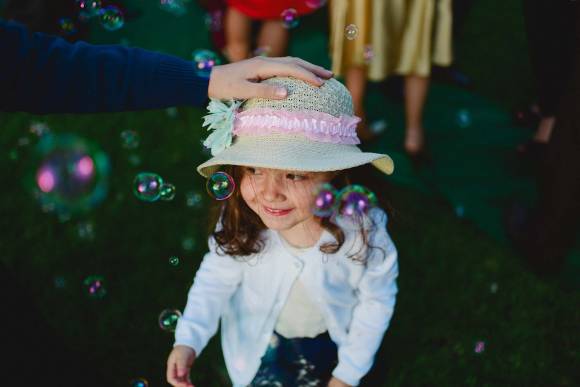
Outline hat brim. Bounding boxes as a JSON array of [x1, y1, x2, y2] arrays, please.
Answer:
[[197, 135, 394, 177]]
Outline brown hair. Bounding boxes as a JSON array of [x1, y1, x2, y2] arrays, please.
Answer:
[[209, 164, 394, 263]]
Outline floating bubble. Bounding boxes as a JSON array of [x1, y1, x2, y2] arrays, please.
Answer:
[[133, 173, 164, 202], [54, 276, 66, 289], [490, 282, 498, 294], [181, 237, 196, 251], [99, 5, 124, 31], [312, 183, 338, 217], [76, 0, 102, 19], [159, 183, 176, 201], [281, 8, 299, 29], [169, 256, 180, 266], [77, 221, 95, 240], [456, 109, 472, 128], [369, 119, 387, 135], [29, 122, 50, 137], [192, 49, 221, 78], [83, 275, 107, 298], [186, 191, 203, 208], [206, 171, 235, 200], [455, 205, 465, 218], [474, 341, 485, 354], [120, 130, 140, 149], [17, 137, 31, 147], [159, 0, 188, 16], [306, 0, 327, 9], [128, 154, 141, 166], [338, 185, 377, 218], [58, 17, 77, 36], [204, 9, 223, 31], [29, 134, 110, 215], [363, 45, 374, 64], [165, 107, 178, 118], [345, 24, 359, 40], [158, 309, 182, 332], [253, 46, 271, 57], [119, 38, 130, 46], [129, 378, 149, 387]]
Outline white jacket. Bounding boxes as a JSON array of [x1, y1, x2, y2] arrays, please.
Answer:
[[174, 208, 398, 386]]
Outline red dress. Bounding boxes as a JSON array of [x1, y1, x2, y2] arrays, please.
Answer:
[[226, 0, 319, 20]]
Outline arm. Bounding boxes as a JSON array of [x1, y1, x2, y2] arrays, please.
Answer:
[[173, 237, 244, 356], [0, 20, 209, 113], [332, 210, 399, 386]]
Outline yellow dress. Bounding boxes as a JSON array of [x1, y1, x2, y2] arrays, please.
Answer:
[[330, 0, 453, 80]]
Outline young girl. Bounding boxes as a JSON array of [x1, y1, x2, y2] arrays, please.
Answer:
[[166, 77, 399, 387]]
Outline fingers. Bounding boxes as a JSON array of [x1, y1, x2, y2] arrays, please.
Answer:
[[256, 57, 330, 87], [282, 56, 333, 79], [167, 358, 194, 387], [241, 82, 288, 100]]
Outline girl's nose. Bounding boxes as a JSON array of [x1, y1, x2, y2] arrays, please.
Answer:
[[260, 174, 285, 202]]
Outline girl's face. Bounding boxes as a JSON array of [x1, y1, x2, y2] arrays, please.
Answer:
[[240, 167, 332, 247]]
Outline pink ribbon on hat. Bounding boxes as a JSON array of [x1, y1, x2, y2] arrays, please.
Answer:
[[232, 108, 361, 145]]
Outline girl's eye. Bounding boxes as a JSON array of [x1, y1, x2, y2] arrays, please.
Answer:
[[287, 173, 307, 181]]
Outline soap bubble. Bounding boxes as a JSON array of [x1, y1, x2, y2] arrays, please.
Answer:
[[181, 237, 196, 251], [133, 173, 164, 202], [281, 8, 299, 29], [158, 309, 182, 332], [29, 134, 110, 215], [338, 185, 377, 218], [76, 0, 102, 19], [363, 45, 374, 64], [206, 171, 235, 200], [456, 109, 472, 128], [169, 256, 180, 266], [312, 183, 338, 217], [120, 130, 140, 149], [306, 0, 327, 9], [253, 46, 271, 57], [83, 275, 106, 299], [474, 341, 486, 354], [129, 378, 149, 387], [58, 18, 77, 35], [186, 191, 204, 208], [204, 9, 223, 31], [345, 24, 359, 40], [99, 5, 125, 31], [192, 49, 221, 78], [159, 0, 188, 16], [159, 183, 176, 201], [77, 221, 96, 240]]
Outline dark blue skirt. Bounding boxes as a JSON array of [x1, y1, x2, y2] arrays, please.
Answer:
[[249, 331, 338, 387]]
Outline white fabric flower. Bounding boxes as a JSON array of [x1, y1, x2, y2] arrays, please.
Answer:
[[202, 99, 243, 156]]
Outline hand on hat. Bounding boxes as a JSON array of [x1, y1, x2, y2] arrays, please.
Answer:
[[208, 56, 333, 100]]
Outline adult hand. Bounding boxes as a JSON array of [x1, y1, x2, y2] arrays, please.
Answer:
[[208, 56, 333, 100], [166, 345, 197, 387], [327, 376, 352, 387]]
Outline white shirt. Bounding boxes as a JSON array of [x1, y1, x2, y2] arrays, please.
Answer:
[[275, 239, 327, 338], [174, 208, 398, 387]]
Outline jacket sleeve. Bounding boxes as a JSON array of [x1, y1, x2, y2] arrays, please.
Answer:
[[0, 20, 209, 114], [174, 237, 244, 356], [332, 209, 399, 386]]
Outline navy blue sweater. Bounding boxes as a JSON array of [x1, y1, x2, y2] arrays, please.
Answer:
[[0, 20, 209, 113]]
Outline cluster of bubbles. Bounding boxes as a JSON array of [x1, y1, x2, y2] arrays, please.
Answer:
[[83, 275, 107, 299], [75, 0, 124, 31], [345, 24, 359, 40], [192, 49, 221, 78], [158, 309, 182, 332], [206, 171, 235, 200], [133, 173, 176, 202], [159, 0, 189, 16], [312, 184, 377, 219], [30, 134, 110, 216]]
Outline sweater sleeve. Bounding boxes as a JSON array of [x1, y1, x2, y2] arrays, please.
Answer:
[[332, 209, 399, 386], [0, 20, 209, 114], [174, 237, 244, 357]]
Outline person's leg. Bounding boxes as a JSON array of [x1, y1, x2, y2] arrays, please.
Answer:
[[404, 75, 430, 154], [224, 6, 252, 62], [256, 19, 289, 57], [345, 66, 375, 141]]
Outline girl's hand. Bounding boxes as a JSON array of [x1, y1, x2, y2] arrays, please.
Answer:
[[166, 345, 196, 387], [327, 376, 352, 387]]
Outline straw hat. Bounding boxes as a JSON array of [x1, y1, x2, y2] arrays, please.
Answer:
[[197, 77, 394, 177]]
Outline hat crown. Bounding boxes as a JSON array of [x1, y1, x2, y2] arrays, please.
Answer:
[[241, 77, 354, 118]]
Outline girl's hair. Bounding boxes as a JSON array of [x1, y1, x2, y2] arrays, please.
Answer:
[[209, 164, 395, 263]]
